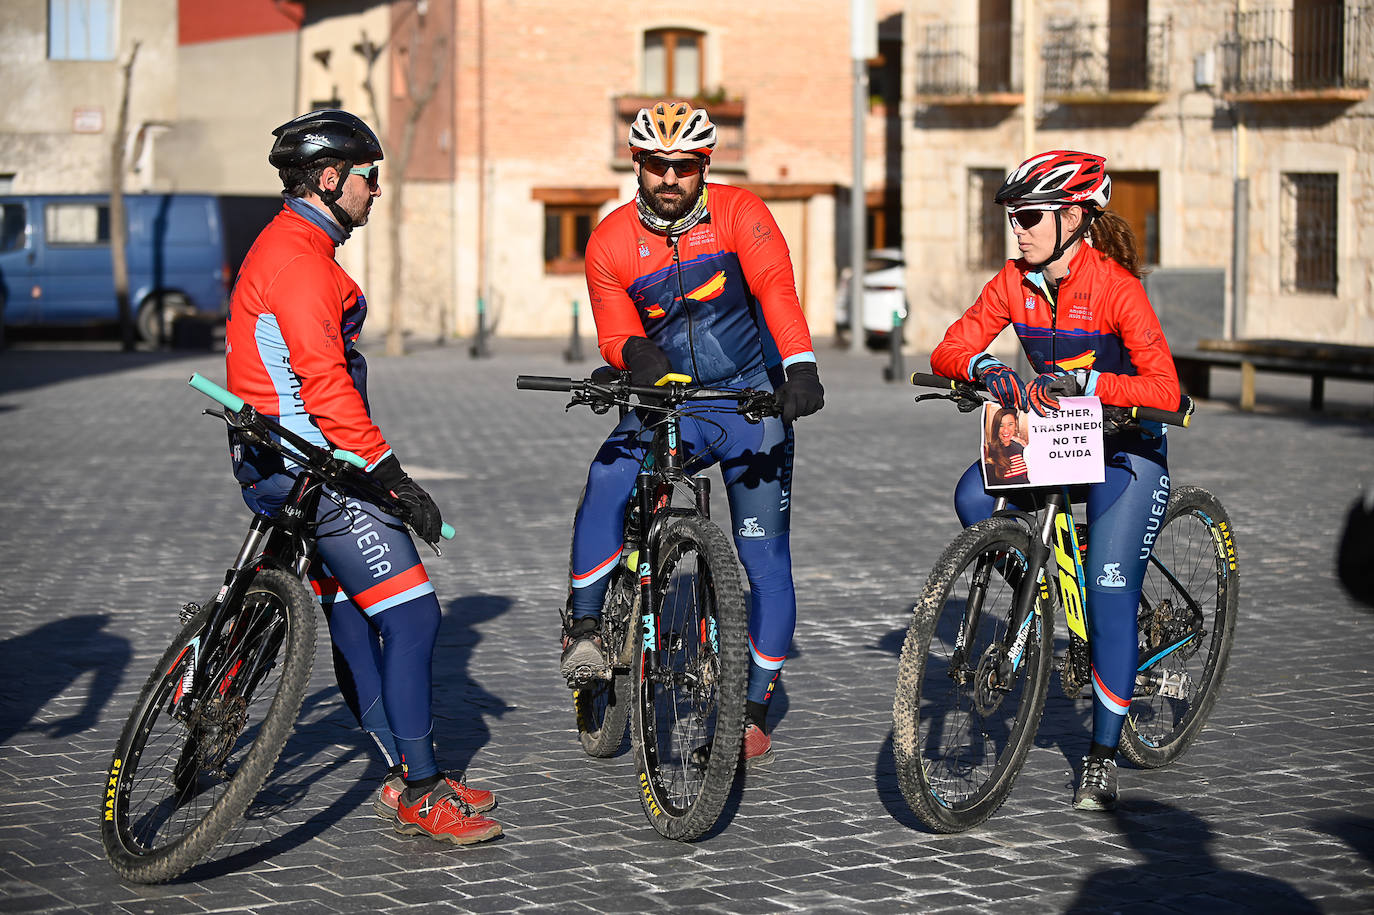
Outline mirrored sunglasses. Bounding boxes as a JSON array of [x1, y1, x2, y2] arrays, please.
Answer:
[[1008, 208, 1049, 230], [639, 155, 705, 178], [349, 165, 380, 188]]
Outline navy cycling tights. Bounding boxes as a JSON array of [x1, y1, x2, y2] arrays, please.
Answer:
[[239, 475, 443, 782], [954, 432, 1170, 750], [569, 408, 797, 708]]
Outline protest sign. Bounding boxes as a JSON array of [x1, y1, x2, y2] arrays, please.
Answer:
[[980, 397, 1104, 489]]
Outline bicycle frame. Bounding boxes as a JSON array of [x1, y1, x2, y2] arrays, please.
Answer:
[[632, 407, 714, 683], [169, 469, 325, 720], [980, 485, 1210, 697]]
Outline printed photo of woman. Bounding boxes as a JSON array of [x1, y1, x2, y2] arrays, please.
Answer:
[[984, 406, 1030, 486]]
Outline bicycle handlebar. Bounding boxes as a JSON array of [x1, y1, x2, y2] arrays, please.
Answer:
[[516, 373, 780, 419], [910, 371, 1195, 429], [187, 373, 455, 542]]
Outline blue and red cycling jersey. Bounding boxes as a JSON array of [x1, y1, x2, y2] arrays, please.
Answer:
[[225, 199, 391, 468], [932, 240, 1181, 411], [585, 183, 816, 387]]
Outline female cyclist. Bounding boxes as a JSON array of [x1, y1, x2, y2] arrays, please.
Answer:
[[930, 150, 1182, 811]]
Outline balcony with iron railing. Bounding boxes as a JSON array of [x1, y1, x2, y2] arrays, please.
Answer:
[[1041, 17, 1171, 103], [1221, 5, 1372, 101], [611, 95, 746, 171], [914, 22, 1024, 104]]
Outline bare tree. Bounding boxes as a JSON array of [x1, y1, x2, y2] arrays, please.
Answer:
[[110, 42, 141, 351], [357, 2, 448, 357]]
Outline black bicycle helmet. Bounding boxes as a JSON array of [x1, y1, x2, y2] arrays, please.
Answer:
[[268, 109, 383, 169]]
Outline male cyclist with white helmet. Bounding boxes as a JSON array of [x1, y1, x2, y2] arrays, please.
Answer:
[[931, 150, 1182, 811], [560, 101, 825, 765], [226, 109, 500, 845]]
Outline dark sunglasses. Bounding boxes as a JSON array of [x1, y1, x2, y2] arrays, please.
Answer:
[[639, 155, 705, 178], [349, 165, 380, 188], [1008, 208, 1051, 230]]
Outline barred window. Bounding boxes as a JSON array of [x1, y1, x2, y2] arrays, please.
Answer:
[[1282, 172, 1338, 294], [968, 168, 1006, 270]]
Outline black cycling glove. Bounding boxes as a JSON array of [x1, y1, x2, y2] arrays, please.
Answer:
[[621, 336, 674, 387], [776, 362, 825, 423], [371, 453, 443, 543]]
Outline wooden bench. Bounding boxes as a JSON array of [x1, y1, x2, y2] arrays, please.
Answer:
[[1173, 338, 1374, 411]]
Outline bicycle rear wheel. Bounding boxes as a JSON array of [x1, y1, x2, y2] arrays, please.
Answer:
[[1121, 485, 1238, 768], [573, 568, 636, 758], [101, 568, 316, 883], [893, 518, 1054, 832], [632, 515, 748, 841]]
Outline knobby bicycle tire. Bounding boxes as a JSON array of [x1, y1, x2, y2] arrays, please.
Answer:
[[574, 569, 636, 758], [632, 515, 748, 841], [1121, 484, 1238, 769], [893, 518, 1055, 833], [100, 568, 316, 883]]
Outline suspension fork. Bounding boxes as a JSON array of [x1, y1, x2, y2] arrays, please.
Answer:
[[997, 492, 1062, 683], [949, 497, 1010, 675]]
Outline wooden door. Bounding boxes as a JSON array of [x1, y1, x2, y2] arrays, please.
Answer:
[[1108, 171, 1159, 265]]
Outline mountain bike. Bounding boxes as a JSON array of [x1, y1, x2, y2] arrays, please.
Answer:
[[516, 371, 777, 841], [100, 373, 454, 883], [892, 373, 1238, 833]]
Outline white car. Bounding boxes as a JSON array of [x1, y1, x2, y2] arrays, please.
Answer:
[[834, 248, 908, 350]]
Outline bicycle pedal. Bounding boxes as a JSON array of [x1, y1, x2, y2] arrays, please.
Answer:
[[564, 665, 611, 687]]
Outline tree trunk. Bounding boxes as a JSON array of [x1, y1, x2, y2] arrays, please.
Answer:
[[111, 43, 140, 351]]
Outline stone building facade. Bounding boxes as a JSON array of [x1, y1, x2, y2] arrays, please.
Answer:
[[902, 0, 1373, 353]]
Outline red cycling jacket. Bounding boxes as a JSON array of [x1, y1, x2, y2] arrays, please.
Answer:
[[225, 202, 390, 466], [932, 241, 1180, 411], [585, 183, 815, 388]]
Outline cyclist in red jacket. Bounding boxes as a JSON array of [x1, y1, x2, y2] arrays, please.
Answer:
[[931, 150, 1181, 811], [561, 101, 825, 765], [227, 109, 499, 845]]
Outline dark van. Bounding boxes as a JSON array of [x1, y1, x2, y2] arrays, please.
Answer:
[[0, 193, 279, 343]]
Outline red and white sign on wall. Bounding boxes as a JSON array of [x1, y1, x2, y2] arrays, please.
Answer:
[[73, 107, 105, 133]]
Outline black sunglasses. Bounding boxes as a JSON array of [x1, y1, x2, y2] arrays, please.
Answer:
[[639, 155, 705, 178], [1008, 208, 1050, 230]]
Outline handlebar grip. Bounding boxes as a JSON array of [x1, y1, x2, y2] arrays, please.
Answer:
[[1130, 404, 1193, 428], [332, 449, 367, 468], [188, 373, 245, 412], [440, 522, 455, 540], [910, 372, 959, 390], [516, 375, 574, 392]]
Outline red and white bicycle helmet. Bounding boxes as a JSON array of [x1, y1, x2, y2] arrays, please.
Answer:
[[995, 150, 1111, 210], [628, 101, 717, 156]]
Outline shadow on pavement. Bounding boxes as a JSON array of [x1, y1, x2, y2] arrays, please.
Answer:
[[0, 344, 214, 396], [432, 593, 516, 774], [0, 614, 130, 744], [1064, 800, 1321, 913], [1312, 815, 1374, 869], [176, 687, 375, 884]]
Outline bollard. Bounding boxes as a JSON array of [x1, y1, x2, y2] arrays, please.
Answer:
[[469, 295, 491, 358], [564, 299, 585, 363], [882, 307, 906, 382]]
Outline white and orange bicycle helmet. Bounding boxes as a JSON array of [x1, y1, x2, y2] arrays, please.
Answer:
[[628, 101, 717, 156]]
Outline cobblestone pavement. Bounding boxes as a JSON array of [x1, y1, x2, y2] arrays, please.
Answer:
[[2, 338, 1372, 914]]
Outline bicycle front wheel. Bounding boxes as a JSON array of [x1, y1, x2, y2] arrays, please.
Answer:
[[100, 568, 316, 883], [632, 515, 748, 841], [1121, 485, 1238, 769], [573, 569, 636, 758], [893, 518, 1054, 833]]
